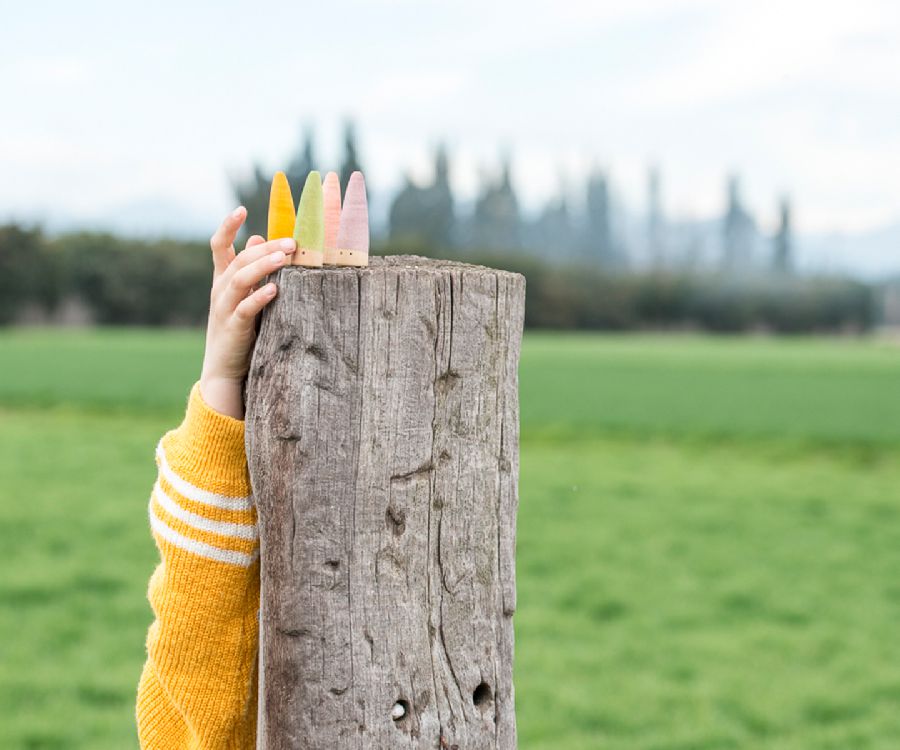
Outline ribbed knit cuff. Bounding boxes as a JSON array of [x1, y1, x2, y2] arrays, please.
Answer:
[[161, 382, 251, 498]]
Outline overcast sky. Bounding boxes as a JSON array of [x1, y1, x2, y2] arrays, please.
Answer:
[[2, 0, 898, 235]]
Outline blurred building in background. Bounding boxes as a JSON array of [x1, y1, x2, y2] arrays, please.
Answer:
[[468, 160, 522, 252], [389, 146, 455, 250], [235, 123, 797, 280]]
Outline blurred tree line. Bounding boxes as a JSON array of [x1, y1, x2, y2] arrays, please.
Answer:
[[0, 124, 877, 332], [0, 223, 875, 332], [0, 225, 211, 326], [439, 250, 875, 333]]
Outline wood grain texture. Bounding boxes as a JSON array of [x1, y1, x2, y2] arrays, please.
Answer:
[[245, 256, 525, 749]]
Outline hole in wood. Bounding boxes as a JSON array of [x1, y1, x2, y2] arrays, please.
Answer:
[[472, 682, 492, 710], [391, 699, 409, 723], [305, 343, 326, 361], [385, 506, 406, 536]]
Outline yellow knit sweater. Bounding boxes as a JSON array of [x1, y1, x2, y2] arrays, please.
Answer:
[[137, 383, 259, 748]]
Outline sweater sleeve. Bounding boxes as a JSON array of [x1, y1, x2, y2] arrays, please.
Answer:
[[137, 383, 259, 749]]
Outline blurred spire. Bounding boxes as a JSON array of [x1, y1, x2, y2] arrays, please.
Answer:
[[772, 196, 793, 275]]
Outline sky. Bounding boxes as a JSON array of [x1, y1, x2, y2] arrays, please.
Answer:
[[1, 0, 899, 239]]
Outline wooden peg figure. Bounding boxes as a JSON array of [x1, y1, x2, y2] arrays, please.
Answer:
[[267, 171, 295, 241], [322, 172, 341, 265], [292, 172, 324, 267], [335, 171, 369, 267]]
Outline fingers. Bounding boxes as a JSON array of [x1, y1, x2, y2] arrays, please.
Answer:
[[229, 237, 296, 276], [218, 248, 290, 312], [245, 234, 265, 249], [209, 207, 246, 275], [234, 282, 278, 322]]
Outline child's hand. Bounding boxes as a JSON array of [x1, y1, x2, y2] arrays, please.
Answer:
[[200, 207, 296, 419]]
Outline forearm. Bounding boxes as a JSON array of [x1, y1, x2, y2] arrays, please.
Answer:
[[198, 374, 246, 421], [137, 383, 260, 749]]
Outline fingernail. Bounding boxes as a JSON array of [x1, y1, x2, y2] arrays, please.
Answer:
[[272, 251, 285, 264], [280, 238, 296, 251], [232, 206, 245, 219], [265, 283, 277, 296]]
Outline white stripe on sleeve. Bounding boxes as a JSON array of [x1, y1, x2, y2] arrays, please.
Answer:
[[149, 502, 258, 567], [153, 482, 258, 541], [156, 441, 254, 512]]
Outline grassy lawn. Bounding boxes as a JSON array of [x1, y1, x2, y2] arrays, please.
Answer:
[[1, 329, 899, 748], [0, 410, 165, 748], [517, 438, 900, 749]]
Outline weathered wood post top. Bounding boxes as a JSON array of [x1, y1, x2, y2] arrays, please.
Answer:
[[245, 255, 525, 749]]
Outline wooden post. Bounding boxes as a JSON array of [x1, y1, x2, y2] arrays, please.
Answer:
[[245, 256, 525, 749]]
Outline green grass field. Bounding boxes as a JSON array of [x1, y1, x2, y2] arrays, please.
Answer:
[[2, 329, 899, 749]]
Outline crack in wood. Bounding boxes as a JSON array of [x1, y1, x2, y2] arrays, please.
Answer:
[[390, 461, 434, 483]]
